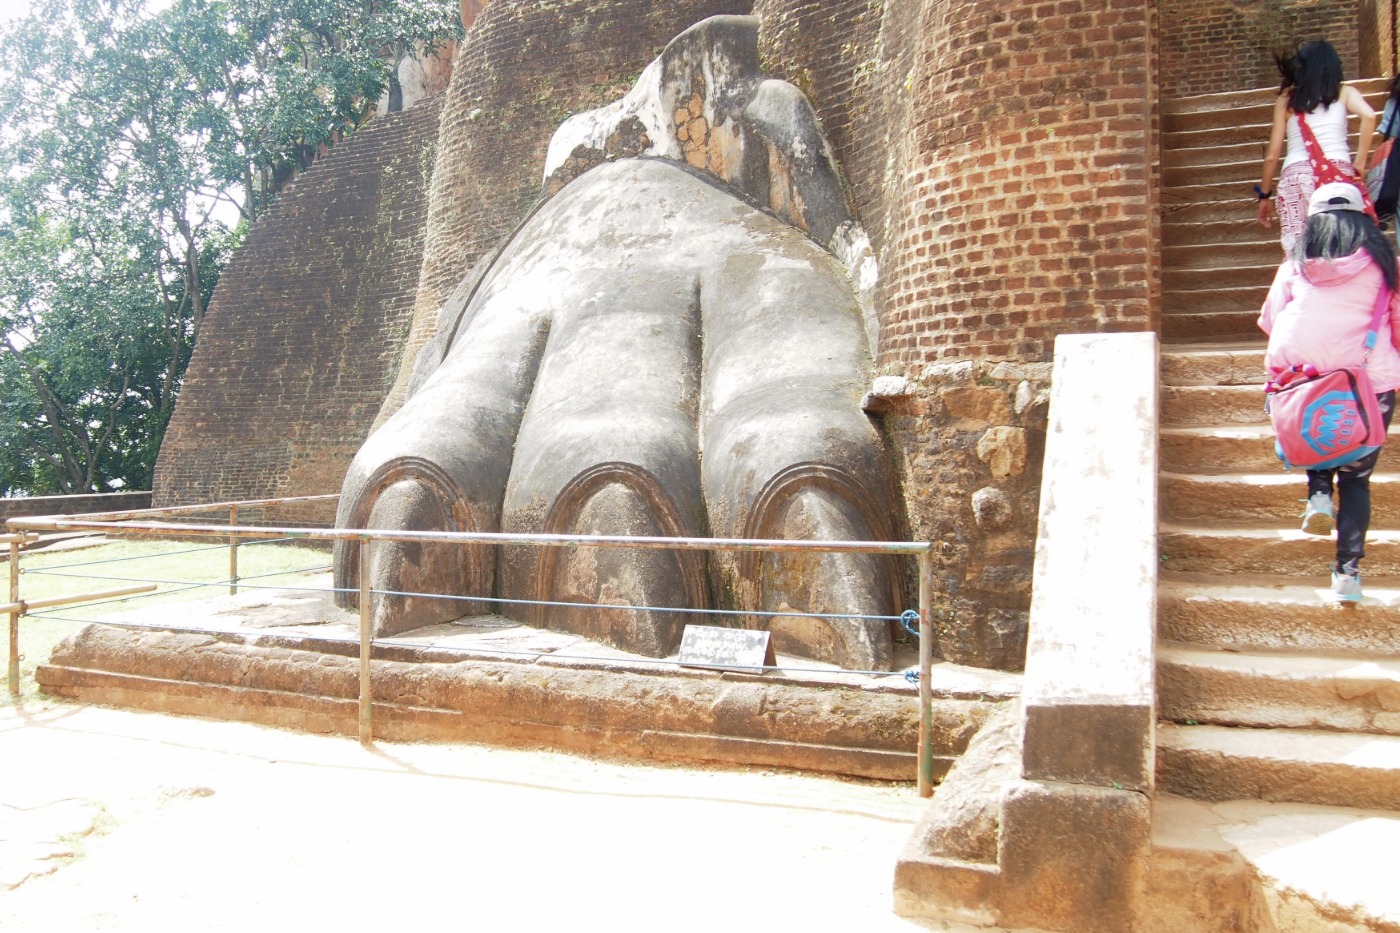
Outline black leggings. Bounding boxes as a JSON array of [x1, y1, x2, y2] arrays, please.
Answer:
[[1307, 390, 1397, 571]]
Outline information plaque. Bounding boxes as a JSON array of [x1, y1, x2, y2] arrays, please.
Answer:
[[676, 624, 776, 674]]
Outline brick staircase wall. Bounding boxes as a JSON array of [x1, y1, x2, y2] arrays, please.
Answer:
[[1159, 0, 1377, 98]]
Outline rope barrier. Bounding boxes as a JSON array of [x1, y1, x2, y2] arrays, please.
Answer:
[[23, 565, 908, 628]]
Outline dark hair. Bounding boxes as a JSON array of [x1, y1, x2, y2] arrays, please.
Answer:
[[1293, 209, 1400, 292], [1275, 40, 1343, 113]]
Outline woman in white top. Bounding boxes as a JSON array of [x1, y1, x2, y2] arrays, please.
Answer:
[[1256, 41, 1376, 253]]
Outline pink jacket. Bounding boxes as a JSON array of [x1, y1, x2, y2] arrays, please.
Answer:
[[1257, 250, 1400, 393]]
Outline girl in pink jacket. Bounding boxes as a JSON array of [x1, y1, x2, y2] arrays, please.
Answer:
[[1258, 182, 1400, 601]]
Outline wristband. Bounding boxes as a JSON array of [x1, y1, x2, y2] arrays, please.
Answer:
[[1254, 184, 1273, 200]]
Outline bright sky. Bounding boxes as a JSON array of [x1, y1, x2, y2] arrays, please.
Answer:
[[0, 0, 27, 23]]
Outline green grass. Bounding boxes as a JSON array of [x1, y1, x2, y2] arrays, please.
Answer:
[[1, 537, 331, 706]]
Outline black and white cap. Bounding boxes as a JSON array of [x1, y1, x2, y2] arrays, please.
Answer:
[[1307, 181, 1366, 216]]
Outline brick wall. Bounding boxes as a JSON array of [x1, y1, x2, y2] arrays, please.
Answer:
[[752, 0, 1158, 668], [1161, 0, 1378, 97], [151, 100, 444, 523], [0, 492, 153, 525]]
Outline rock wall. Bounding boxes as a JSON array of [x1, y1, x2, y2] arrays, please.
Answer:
[[1160, 0, 1380, 97], [152, 100, 443, 524]]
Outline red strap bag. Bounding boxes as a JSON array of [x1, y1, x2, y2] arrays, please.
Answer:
[[1297, 111, 1379, 221]]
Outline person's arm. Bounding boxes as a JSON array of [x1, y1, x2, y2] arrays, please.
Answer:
[[1258, 95, 1289, 228], [1344, 84, 1378, 175], [1258, 260, 1293, 336]]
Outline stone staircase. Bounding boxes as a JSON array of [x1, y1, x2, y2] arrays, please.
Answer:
[[1162, 78, 1390, 343], [1157, 81, 1400, 824]]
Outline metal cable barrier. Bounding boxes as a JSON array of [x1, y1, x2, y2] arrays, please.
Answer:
[[5, 494, 940, 796]]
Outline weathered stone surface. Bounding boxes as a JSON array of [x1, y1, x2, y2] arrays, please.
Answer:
[[941, 387, 1013, 428], [970, 487, 1014, 530], [975, 428, 1027, 480], [911, 701, 1023, 864], [543, 17, 855, 255], [997, 780, 1151, 933], [335, 20, 902, 670], [36, 624, 994, 782], [1023, 333, 1157, 793]]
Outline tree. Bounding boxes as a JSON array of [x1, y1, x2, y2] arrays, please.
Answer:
[[0, 0, 459, 495]]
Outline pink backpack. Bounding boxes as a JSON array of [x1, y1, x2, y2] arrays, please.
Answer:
[[1265, 284, 1391, 471]]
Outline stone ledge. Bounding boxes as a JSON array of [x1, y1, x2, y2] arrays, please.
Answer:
[[35, 623, 998, 782]]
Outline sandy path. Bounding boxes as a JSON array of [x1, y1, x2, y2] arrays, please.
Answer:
[[0, 702, 940, 932]]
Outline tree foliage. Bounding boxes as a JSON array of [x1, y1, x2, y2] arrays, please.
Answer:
[[0, 0, 459, 495]]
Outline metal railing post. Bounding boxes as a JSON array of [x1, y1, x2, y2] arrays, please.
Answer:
[[917, 548, 934, 798], [358, 539, 373, 745], [7, 539, 18, 697], [228, 505, 239, 595]]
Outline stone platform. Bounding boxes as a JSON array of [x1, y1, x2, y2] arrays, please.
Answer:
[[35, 574, 1019, 781]]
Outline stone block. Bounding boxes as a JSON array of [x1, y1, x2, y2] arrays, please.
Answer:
[[971, 486, 1014, 529], [1023, 333, 1158, 792], [976, 426, 1028, 479], [1023, 703, 1154, 791], [941, 386, 1012, 427], [997, 779, 1151, 933]]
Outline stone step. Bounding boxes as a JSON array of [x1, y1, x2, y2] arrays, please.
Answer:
[[1163, 240, 1280, 272], [1161, 472, 1400, 525], [1164, 102, 1276, 135], [1162, 285, 1269, 315], [1159, 574, 1400, 655], [1162, 80, 1388, 133], [1164, 125, 1380, 165], [1160, 425, 1277, 472], [1161, 384, 1268, 426], [1164, 123, 1278, 153], [1160, 345, 1265, 387], [1162, 196, 1273, 224], [1158, 525, 1400, 577], [1164, 263, 1277, 292], [1162, 86, 1286, 117], [1162, 179, 1253, 206], [1161, 423, 1400, 472], [1162, 78, 1388, 117], [1161, 310, 1261, 344], [1158, 643, 1400, 736], [1156, 722, 1400, 809], [1163, 158, 1263, 189], [1149, 794, 1400, 933], [1163, 141, 1263, 171], [1162, 218, 1277, 249]]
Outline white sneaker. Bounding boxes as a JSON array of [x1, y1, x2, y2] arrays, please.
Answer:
[[1301, 492, 1334, 536], [1331, 570, 1363, 603]]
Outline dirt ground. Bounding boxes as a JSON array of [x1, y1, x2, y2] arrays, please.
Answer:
[[0, 699, 950, 932]]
